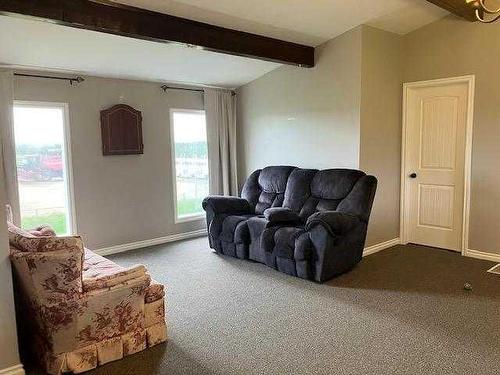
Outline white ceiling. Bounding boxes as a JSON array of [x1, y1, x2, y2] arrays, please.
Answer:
[[115, 0, 449, 46], [0, 16, 280, 89], [0, 1, 448, 88]]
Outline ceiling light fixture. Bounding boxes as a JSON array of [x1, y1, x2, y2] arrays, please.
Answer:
[[466, 0, 500, 23]]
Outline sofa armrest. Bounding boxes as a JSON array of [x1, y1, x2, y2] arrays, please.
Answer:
[[82, 264, 148, 292], [305, 211, 360, 237], [202, 195, 252, 215], [264, 207, 301, 223]]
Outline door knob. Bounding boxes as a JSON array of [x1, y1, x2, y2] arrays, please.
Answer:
[[409, 173, 417, 178]]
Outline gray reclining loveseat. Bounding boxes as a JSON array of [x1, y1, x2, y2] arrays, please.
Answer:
[[202, 166, 377, 282]]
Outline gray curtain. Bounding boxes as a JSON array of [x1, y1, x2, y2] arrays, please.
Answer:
[[0, 70, 20, 224], [204, 88, 238, 196]]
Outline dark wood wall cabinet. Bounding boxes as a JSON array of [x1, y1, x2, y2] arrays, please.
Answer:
[[101, 104, 144, 155]]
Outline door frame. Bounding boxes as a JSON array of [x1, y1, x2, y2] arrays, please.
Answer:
[[400, 75, 475, 255], [13, 100, 78, 234]]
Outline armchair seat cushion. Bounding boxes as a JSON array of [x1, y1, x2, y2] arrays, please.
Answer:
[[83, 248, 124, 279], [83, 249, 159, 295], [82, 264, 148, 292]]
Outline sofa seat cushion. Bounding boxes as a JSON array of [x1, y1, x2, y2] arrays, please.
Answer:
[[273, 226, 306, 259], [220, 214, 255, 243], [247, 216, 269, 243]]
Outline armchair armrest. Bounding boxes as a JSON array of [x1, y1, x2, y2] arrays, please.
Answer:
[[305, 211, 360, 237], [264, 207, 301, 223], [28, 224, 57, 237], [202, 195, 252, 215], [82, 264, 148, 292], [74, 273, 151, 354]]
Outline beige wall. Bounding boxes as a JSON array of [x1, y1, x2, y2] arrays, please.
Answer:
[[14, 75, 205, 249], [237, 26, 403, 247], [13, 14, 500, 257], [237, 27, 363, 185], [360, 26, 403, 246], [403, 15, 500, 254], [0, 141, 21, 369]]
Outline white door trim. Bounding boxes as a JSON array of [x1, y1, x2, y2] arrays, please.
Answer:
[[400, 75, 475, 255]]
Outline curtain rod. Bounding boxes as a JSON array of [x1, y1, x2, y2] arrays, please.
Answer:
[[161, 85, 236, 96], [14, 73, 85, 85]]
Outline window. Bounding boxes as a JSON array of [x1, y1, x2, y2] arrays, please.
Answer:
[[13, 102, 75, 235], [170, 109, 209, 222]]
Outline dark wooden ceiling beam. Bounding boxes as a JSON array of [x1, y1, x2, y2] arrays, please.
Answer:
[[0, 0, 315, 67], [426, 0, 479, 21]]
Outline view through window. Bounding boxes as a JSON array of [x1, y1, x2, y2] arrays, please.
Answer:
[[171, 109, 209, 221], [13, 103, 73, 235]]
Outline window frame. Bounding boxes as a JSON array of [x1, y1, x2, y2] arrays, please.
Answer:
[[169, 108, 208, 224], [13, 100, 78, 235]]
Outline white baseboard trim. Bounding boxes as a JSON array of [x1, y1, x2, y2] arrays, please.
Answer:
[[464, 248, 500, 263], [363, 238, 401, 257], [95, 232, 401, 259], [0, 364, 25, 375], [95, 229, 207, 256]]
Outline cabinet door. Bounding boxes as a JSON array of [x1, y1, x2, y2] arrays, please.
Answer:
[[101, 104, 143, 155]]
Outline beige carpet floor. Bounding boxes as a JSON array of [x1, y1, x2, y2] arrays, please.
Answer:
[[25, 238, 500, 375]]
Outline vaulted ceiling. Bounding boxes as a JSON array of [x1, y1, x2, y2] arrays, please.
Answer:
[[114, 0, 449, 45], [0, 0, 450, 88]]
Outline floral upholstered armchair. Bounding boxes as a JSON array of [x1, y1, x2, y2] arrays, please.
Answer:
[[7, 219, 167, 374]]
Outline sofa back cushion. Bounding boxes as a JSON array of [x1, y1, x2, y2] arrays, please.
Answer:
[[282, 168, 317, 218], [242, 167, 376, 222], [284, 169, 367, 220], [241, 166, 295, 214]]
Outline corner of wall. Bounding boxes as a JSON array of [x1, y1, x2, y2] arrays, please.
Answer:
[[0, 158, 21, 372], [359, 25, 404, 246]]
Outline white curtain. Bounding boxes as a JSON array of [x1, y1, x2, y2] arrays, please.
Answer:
[[204, 88, 238, 196], [0, 70, 20, 224]]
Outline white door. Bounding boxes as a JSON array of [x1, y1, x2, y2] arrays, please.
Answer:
[[402, 77, 473, 251]]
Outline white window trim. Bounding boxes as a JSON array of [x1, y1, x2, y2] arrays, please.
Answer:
[[169, 108, 207, 224], [13, 100, 78, 235]]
